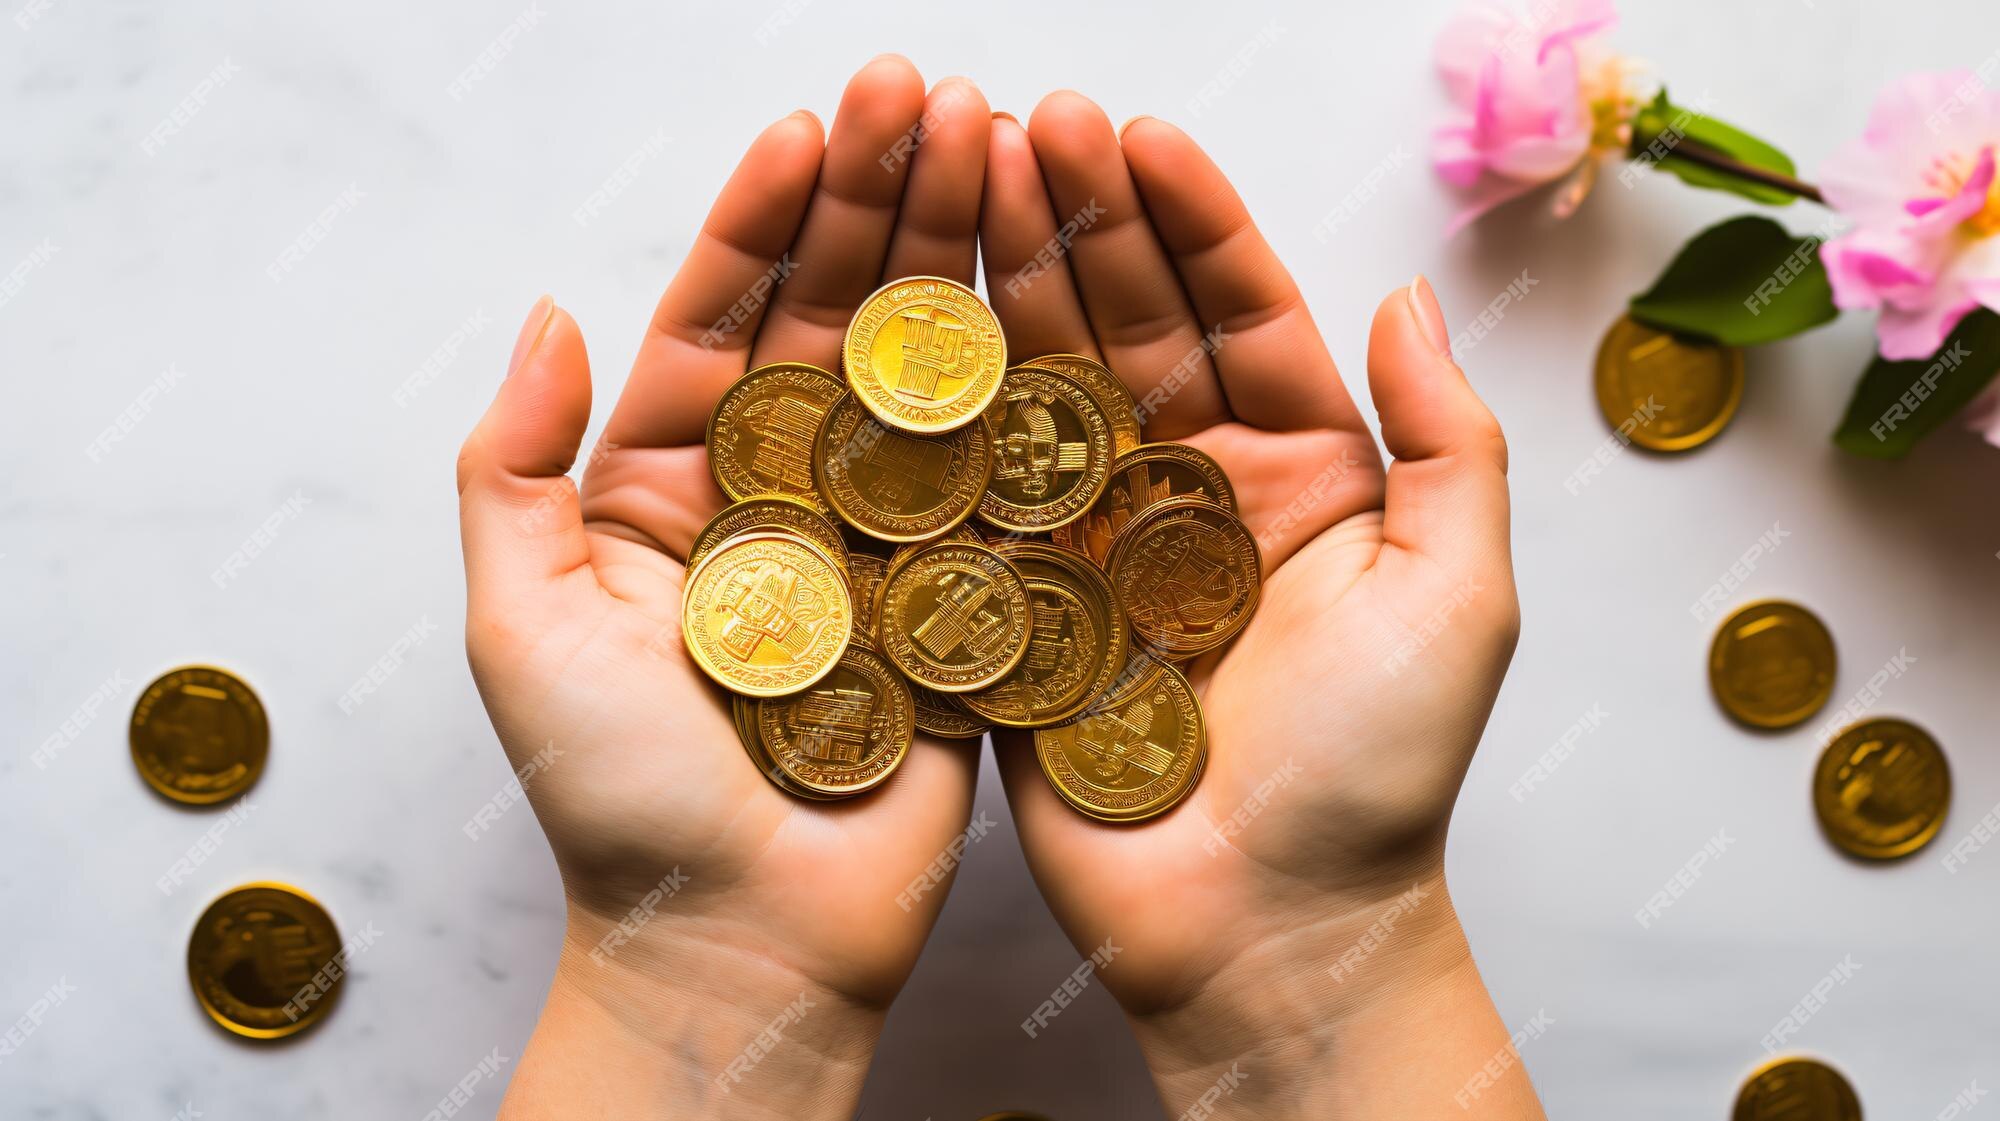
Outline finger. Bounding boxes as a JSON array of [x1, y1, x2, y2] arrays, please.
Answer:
[[881, 77, 990, 284], [1026, 90, 1230, 439], [979, 113, 1099, 361], [458, 298, 596, 609], [750, 54, 927, 370], [1119, 117, 1367, 435], [1368, 278, 1513, 586]]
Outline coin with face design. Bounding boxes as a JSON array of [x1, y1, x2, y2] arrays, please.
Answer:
[[877, 541, 1034, 692], [682, 532, 852, 697], [814, 391, 993, 542], [1708, 600, 1836, 730], [187, 883, 345, 1039], [130, 665, 268, 805], [962, 541, 1128, 728], [756, 645, 914, 797], [843, 276, 1007, 434], [1020, 352, 1141, 456], [1107, 496, 1262, 659], [707, 362, 846, 512], [1060, 442, 1237, 563], [1813, 718, 1950, 860], [1731, 1057, 1861, 1121], [1036, 654, 1205, 823], [976, 365, 1116, 532]]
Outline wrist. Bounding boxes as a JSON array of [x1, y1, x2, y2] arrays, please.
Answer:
[[500, 908, 885, 1120]]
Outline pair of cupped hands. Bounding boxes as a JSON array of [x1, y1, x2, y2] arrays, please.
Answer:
[[457, 56, 1541, 1121]]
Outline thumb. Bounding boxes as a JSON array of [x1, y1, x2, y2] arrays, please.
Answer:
[[457, 295, 595, 612], [1366, 277, 1515, 613]]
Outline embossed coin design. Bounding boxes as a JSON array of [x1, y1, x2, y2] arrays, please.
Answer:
[[1732, 1056, 1862, 1121], [843, 276, 1006, 434], [756, 645, 915, 797], [963, 541, 1128, 728], [877, 541, 1033, 692], [910, 684, 991, 739], [814, 391, 993, 542], [707, 362, 846, 511], [1037, 655, 1206, 823], [682, 533, 852, 697], [130, 665, 269, 805], [1814, 718, 1951, 860], [187, 882, 343, 1039], [1064, 442, 1237, 563], [687, 495, 850, 576], [1709, 600, 1837, 729], [1595, 314, 1744, 453], [1020, 352, 1141, 455], [977, 365, 1116, 532], [1108, 496, 1263, 659]]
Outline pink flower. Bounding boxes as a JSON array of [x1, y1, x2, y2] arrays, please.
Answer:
[[1432, 0, 1638, 236], [1819, 71, 2000, 362]]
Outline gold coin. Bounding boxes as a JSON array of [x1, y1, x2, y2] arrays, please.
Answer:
[[977, 365, 1117, 533], [707, 361, 846, 511], [1107, 496, 1262, 659], [756, 645, 915, 797], [682, 532, 852, 698], [843, 276, 1007, 434], [1020, 352, 1141, 455], [910, 683, 990, 739], [1732, 1056, 1861, 1121], [846, 552, 889, 644], [1814, 718, 1951, 860], [1594, 314, 1743, 453], [687, 495, 850, 576], [187, 882, 344, 1039], [877, 541, 1034, 692], [1061, 442, 1237, 563], [735, 695, 843, 801], [814, 390, 993, 543], [1709, 600, 1836, 729], [962, 541, 1128, 728], [130, 665, 268, 805], [1036, 654, 1205, 823]]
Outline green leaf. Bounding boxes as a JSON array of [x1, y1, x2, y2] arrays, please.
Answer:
[[1628, 216, 1839, 346], [1833, 309, 2000, 459], [1627, 89, 1801, 206]]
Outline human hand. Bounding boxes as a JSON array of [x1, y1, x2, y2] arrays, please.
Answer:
[[980, 93, 1543, 1119], [455, 57, 995, 1120]]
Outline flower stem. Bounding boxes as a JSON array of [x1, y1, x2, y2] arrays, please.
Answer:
[[1666, 137, 1825, 204]]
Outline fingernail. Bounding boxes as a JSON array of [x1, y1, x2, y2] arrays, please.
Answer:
[[991, 110, 1018, 124], [1407, 275, 1451, 361], [1117, 114, 1154, 140], [509, 295, 555, 378]]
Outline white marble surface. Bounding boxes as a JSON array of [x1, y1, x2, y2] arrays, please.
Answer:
[[4, 0, 2000, 1118]]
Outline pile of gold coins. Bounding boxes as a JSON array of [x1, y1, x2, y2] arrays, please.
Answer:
[[130, 665, 348, 1039], [684, 276, 1261, 822]]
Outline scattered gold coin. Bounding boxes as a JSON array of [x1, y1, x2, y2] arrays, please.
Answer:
[[755, 645, 914, 797], [130, 665, 268, 805], [814, 391, 993, 543], [1594, 313, 1744, 453], [688, 495, 849, 577], [1708, 600, 1837, 730], [1107, 495, 1262, 659], [682, 532, 852, 698], [961, 541, 1129, 728], [1036, 654, 1206, 823], [1732, 1056, 1861, 1121], [187, 882, 343, 1039], [1814, 717, 1951, 860], [1061, 442, 1237, 563], [876, 540, 1034, 692], [1019, 351, 1141, 455], [843, 276, 1007, 434], [977, 364, 1117, 533], [707, 362, 847, 511]]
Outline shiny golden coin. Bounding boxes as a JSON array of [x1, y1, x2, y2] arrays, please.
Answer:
[[1732, 1056, 1861, 1121], [130, 665, 268, 805], [977, 365, 1117, 532], [1108, 496, 1262, 659], [1709, 600, 1837, 729], [962, 541, 1129, 728], [1814, 717, 1951, 860], [756, 645, 915, 797], [1594, 314, 1744, 452], [1037, 654, 1205, 823], [734, 695, 843, 801], [814, 391, 993, 543], [687, 495, 850, 576], [846, 553, 889, 644], [1020, 352, 1141, 456], [1061, 442, 1237, 563], [187, 882, 344, 1039], [877, 541, 1034, 692], [707, 362, 846, 511], [843, 276, 1007, 434], [910, 683, 991, 739], [682, 532, 852, 698]]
